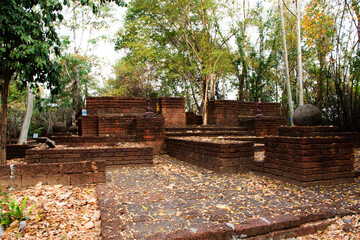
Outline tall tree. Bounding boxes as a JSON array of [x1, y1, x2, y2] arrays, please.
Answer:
[[115, 0, 234, 124], [296, 0, 304, 106], [0, 0, 64, 165], [278, 0, 294, 125]]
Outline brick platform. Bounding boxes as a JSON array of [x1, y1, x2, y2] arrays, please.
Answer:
[[254, 126, 355, 187], [0, 161, 106, 188], [166, 137, 254, 173], [25, 146, 153, 167]]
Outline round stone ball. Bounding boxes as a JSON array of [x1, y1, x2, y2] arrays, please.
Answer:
[[69, 125, 78, 133], [52, 122, 68, 133], [293, 104, 322, 126]]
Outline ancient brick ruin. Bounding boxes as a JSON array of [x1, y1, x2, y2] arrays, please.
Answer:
[[4, 97, 358, 187]]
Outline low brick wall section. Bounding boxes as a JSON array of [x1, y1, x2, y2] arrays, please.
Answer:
[[255, 117, 287, 136], [257, 136, 355, 187], [277, 126, 340, 137], [44, 136, 138, 147], [166, 137, 254, 173], [26, 147, 153, 167], [238, 102, 283, 117], [0, 161, 106, 188], [6, 144, 35, 160]]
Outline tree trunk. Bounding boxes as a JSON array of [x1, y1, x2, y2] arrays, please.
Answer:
[[296, 0, 304, 106], [71, 68, 80, 126], [279, 0, 294, 125], [18, 83, 34, 144], [202, 75, 210, 126], [0, 75, 11, 165]]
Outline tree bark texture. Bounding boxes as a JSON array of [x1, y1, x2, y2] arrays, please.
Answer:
[[0, 75, 11, 165], [279, 0, 294, 125], [18, 83, 34, 144]]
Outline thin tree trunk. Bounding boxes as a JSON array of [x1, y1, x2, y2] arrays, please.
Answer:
[[0, 75, 11, 165], [202, 76, 210, 126], [279, 0, 294, 125], [18, 83, 34, 144], [71, 68, 80, 126], [296, 0, 304, 106]]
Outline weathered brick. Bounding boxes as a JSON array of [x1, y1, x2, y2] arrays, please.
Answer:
[[60, 163, 82, 174], [70, 173, 94, 185]]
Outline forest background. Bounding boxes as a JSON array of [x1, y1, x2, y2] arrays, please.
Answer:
[[2, 0, 360, 142]]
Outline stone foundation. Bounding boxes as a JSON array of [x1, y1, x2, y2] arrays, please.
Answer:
[[0, 161, 106, 188], [254, 126, 355, 187], [26, 146, 153, 167], [166, 137, 254, 173]]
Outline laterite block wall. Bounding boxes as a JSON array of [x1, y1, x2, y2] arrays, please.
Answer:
[[208, 100, 239, 126], [159, 97, 186, 127], [0, 161, 106, 188], [135, 117, 165, 153], [26, 147, 153, 167], [238, 102, 282, 117], [166, 138, 254, 174], [254, 126, 355, 187], [254, 118, 288, 136]]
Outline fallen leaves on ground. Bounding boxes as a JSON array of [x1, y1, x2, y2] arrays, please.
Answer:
[[297, 214, 360, 240], [2, 183, 101, 239], [103, 153, 360, 239]]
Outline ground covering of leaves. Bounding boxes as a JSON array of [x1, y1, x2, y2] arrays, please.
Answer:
[[101, 154, 360, 239], [2, 183, 101, 239], [2, 148, 359, 239]]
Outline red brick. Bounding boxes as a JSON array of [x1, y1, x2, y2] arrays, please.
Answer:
[[268, 214, 301, 231], [70, 173, 94, 185], [60, 163, 82, 174], [0, 165, 10, 175], [93, 172, 106, 183], [46, 174, 71, 185], [21, 175, 47, 187], [234, 218, 270, 237]]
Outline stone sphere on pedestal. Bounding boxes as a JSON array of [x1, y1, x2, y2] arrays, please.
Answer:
[[293, 104, 322, 126], [52, 122, 68, 133]]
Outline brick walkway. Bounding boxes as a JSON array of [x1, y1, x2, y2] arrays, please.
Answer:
[[97, 154, 360, 239]]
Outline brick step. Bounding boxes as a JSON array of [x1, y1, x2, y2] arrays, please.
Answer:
[[166, 127, 247, 132], [165, 131, 253, 137]]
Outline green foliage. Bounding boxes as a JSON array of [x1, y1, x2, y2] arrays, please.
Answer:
[[0, 188, 34, 228], [113, 0, 234, 113]]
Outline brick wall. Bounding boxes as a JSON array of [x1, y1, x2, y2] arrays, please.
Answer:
[[86, 97, 152, 116], [166, 137, 254, 174], [26, 146, 153, 167], [159, 97, 186, 127], [277, 126, 339, 137], [238, 102, 282, 117], [0, 161, 106, 188], [135, 117, 165, 153], [81, 116, 99, 136], [98, 116, 136, 137], [255, 117, 288, 136], [255, 127, 355, 187], [208, 100, 239, 126], [46, 136, 138, 147]]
